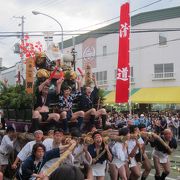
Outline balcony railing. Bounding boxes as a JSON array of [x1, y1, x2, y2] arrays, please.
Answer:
[[152, 72, 175, 80]]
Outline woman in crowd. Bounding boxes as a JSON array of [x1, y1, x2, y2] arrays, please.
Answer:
[[88, 131, 112, 180], [109, 127, 130, 180], [138, 124, 152, 180], [151, 128, 177, 180], [127, 125, 144, 180]]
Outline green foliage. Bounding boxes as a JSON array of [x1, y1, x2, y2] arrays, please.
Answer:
[[98, 88, 106, 105], [0, 81, 7, 93], [0, 83, 33, 109]]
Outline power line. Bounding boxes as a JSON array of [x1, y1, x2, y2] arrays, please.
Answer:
[[0, 0, 166, 41], [1, 0, 167, 44], [2, 27, 180, 38], [2, 27, 180, 34], [131, 37, 180, 51], [74, 0, 164, 31], [131, 0, 163, 13], [76, 16, 119, 30]]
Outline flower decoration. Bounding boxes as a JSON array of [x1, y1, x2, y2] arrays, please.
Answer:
[[19, 34, 43, 63]]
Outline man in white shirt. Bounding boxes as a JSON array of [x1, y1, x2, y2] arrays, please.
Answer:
[[11, 130, 43, 169], [0, 126, 16, 173], [43, 128, 64, 151], [41, 128, 67, 172]]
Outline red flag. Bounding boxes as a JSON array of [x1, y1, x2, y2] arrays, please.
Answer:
[[115, 2, 130, 103], [77, 67, 83, 76], [49, 66, 58, 80]]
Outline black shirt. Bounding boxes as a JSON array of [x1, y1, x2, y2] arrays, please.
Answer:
[[34, 88, 51, 109], [88, 143, 108, 164], [78, 87, 99, 111], [150, 136, 177, 154]]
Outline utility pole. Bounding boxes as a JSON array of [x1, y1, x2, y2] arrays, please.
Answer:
[[13, 16, 25, 84], [71, 36, 77, 71], [71, 48, 77, 71]]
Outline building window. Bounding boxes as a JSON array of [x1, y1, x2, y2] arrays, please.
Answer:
[[103, 45, 107, 56], [95, 71, 107, 85], [153, 63, 174, 79], [159, 33, 167, 46]]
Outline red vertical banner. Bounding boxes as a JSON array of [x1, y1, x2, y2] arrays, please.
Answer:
[[115, 2, 130, 103]]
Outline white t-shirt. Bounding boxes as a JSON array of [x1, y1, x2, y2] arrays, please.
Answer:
[[43, 138, 54, 151], [17, 140, 37, 161], [0, 135, 14, 155], [73, 144, 92, 166], [111, 142, 126, 162], [128, 137, 144, 155], [41, 139, 73, 173]]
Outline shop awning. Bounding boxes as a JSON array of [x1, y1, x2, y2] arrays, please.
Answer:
[[130, 87, 180, 104], [104, 91, 116, 104], [104, 87, 180, 104], [104, 88, 140, 104]]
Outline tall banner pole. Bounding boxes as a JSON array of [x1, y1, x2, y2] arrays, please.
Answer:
[[115, 2, 130, 104]]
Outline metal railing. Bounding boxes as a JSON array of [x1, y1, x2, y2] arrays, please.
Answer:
[[97, 80, 108, 86]]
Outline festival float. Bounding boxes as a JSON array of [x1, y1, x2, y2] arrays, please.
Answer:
[[0, 35, 99, 133]]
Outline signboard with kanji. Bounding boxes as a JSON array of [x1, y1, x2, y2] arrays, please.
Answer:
[[26, 58, 34, 94]]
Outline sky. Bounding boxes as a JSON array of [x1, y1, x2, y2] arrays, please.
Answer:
[[0, 0, 180, 67]]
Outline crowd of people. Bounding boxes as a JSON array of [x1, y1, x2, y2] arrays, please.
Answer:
[[0, 75, 179, 180], [106, 111, 180, 139], [0, 124, 178, 180]]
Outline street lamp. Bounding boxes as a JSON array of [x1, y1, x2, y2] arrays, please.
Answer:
[[32, 10, 63, 53]]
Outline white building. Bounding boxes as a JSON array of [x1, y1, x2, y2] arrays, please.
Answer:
[[61, 6, 180, 106], [0, 62, 25, 85], [131, 7, 180, 89]]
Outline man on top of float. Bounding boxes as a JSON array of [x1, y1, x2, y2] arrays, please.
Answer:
[[31, 78, 60, 132], [56, 77, 84, 132], [78, 75, 107, 130]]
